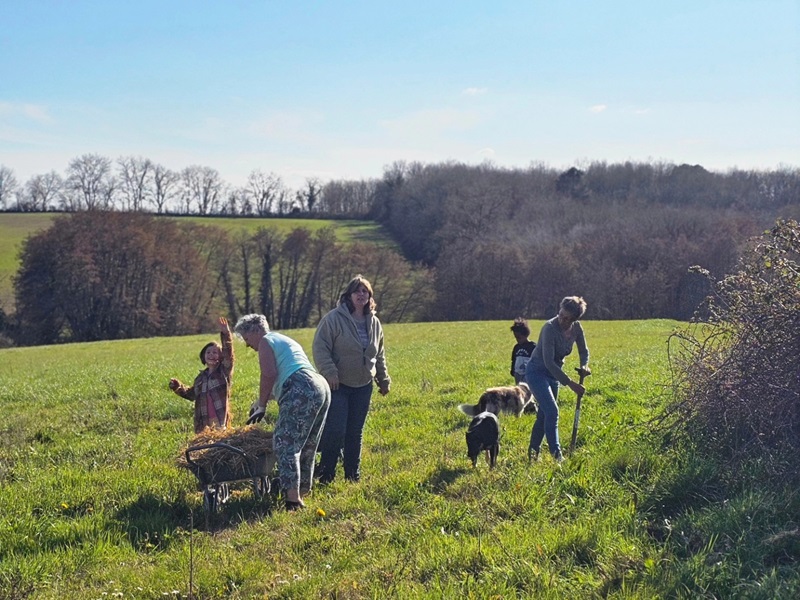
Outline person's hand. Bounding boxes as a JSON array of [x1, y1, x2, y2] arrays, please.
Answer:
[[219, 316, 230, 333], [168, 378, 180, 391], [379, 383, 390, 396], [325, 374, 339, 391], [568, 380, 585, 396], [247, 400, 266, 424], [575, 366, 592, 378]]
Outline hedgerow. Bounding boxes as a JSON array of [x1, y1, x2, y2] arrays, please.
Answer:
[[667, 219, 800, 480]]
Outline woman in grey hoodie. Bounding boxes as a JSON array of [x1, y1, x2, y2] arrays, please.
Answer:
[[313, 275, 391, 483]]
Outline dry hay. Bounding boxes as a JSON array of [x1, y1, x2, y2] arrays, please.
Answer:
[[176, 425, 274, 479]]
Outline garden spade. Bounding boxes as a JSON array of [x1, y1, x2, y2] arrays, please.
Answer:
[[569, 366, 591, 455]]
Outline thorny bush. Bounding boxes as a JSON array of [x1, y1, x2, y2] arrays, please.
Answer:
[[667, 219, 800, 480]]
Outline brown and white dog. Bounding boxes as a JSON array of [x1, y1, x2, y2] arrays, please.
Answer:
[[459, 382, 534, 417]]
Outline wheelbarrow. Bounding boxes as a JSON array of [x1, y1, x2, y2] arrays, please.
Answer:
[[184, 442, 276, 514]]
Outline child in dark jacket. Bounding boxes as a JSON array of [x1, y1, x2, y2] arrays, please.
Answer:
[[510, 317, 536, 385], [169, 317, 235, 433]]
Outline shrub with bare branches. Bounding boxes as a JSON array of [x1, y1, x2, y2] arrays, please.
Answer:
[[667, 219, 800, 479]]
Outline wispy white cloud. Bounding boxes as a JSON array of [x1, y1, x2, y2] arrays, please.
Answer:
[[589, 104, 607, 113], [0, 102, 53, 122], [462, 87, 488, 96]]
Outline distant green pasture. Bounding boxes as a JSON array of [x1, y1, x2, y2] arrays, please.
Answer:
[[0, 213, 56, 312], [0, 213, 390, 313], [173, 215, 390, 245]]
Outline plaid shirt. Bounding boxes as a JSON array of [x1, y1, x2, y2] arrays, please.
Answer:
[[173, 328, 235, 433]]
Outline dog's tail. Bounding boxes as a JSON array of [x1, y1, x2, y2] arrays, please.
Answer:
[[458, 403, 480, 416]]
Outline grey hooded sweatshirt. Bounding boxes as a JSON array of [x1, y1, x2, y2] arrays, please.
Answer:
[[312, 302, 391, 389]]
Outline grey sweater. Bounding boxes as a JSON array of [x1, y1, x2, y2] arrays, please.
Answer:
[[531, 316, 589, 386], [312, 303, 391, 389]]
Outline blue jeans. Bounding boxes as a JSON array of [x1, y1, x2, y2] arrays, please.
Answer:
[[317, 382, 373, 482], [525, 357, 563, 459]]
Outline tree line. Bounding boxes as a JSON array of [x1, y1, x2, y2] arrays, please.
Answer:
[[1, 156, 799, 344], [7, 212, 432, 346], [0, 156, 318, 216], [369, 160, 799, 321], [3, 155, 797, 219]]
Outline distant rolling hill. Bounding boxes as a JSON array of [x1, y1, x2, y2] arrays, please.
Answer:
[[0, 213, 393, 314]]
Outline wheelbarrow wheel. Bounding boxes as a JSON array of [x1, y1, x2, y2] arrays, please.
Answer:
[[219, 483, 230, 504], [203, 487, 218, 514]]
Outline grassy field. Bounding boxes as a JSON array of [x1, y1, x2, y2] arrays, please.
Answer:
[[4, 317, 784, 600], [0, 214, 57, 312], [0, 213, 390, 314]]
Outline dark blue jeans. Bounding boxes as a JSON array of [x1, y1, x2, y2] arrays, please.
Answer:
[[317, 382, 373, 482], [525, 357, 563, 459]]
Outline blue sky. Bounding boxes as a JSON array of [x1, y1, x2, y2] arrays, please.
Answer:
[[2, 0, 798, 189]]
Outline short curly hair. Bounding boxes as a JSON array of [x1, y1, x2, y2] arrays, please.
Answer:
[[233, 314, 270, 337], [510, 317, 530, 337]]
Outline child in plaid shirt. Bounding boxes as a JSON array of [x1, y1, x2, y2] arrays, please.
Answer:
[[169, 317, 235, 433]]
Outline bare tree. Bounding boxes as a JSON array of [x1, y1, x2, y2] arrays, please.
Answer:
[[0, 165, 19, 210], [320, 179, 376, 216], [254, 227, 282, 325], [246, 170, 287, 216], [298, 177, 322, 212], [19, 171, 63, 212], [221, 185, 245, 215], [117, 156, 152, 212], [181, 165, 224, 215], [151, 162, 180, 214], [63, 154, 115, 211]]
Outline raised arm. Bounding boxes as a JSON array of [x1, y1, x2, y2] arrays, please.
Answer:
[[219, 316, 234, 374]]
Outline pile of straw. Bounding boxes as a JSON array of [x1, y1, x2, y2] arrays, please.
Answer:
[[176, 425, 274, 476]]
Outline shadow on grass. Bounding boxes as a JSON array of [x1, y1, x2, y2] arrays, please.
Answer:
[[0, 568, 36, 600], [199, 490, 277, 532], [638, 456, 723, 544], [116, 493, 191, 551], [346, 222, 396, 246], [426, 465, 470, 494], [117, 488, 278, 547]]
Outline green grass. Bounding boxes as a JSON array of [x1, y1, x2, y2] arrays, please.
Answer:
[[0, 213, 56, 312], [172, 215, 391, 245], [0, 213, 391, 313], [1, 319, 798, 599]]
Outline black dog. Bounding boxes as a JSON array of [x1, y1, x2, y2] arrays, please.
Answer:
[[466, 411, 500, 469]]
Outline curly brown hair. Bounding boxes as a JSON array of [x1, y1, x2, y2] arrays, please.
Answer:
[[510, 317, 530, 337]]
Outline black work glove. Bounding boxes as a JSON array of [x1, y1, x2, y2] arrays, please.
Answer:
[[247, 401, 266, 424]]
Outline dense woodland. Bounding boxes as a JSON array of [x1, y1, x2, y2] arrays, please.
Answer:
[[1, 156, 799, 345]]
